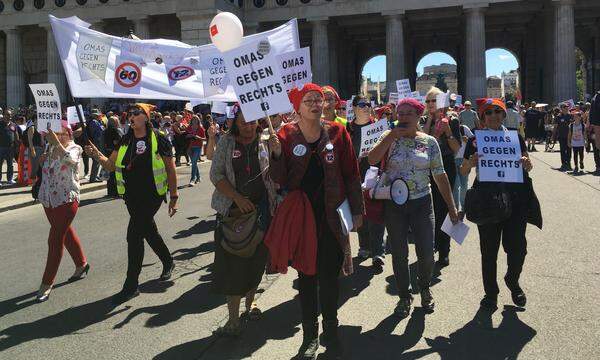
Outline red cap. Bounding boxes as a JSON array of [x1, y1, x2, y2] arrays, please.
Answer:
[[288, 83, 324, 112]]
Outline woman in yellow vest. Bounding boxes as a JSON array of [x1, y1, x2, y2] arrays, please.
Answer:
[[85, 103, 179, 305]]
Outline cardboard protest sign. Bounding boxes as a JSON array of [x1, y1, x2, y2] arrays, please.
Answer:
[[276, 47, 312, 91], [475, 129, 523, 183], [396, 79, 411, 99], [561, 99, 575, 109], [359, 119, 389, 158], [436, 92, 450, 109], [199, 51, 229, 97], [388, 92, 399, 105], [29, 84, 62, 132], [346, 96, 356, 122], [455, 95, 463, 106], [410, 91, 420, 98], [113, 56, 143, 94], [76, 32, 112, 81], [212, 101, 228, 115], [222, 38, 293, 122]]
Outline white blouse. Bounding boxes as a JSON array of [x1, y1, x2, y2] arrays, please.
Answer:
[[38, 142, 82, 208]]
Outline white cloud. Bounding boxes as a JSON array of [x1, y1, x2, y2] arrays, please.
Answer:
[[498, 55, 511, 60]]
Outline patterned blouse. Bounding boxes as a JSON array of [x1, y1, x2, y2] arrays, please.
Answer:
[[377, 131, 445, 200], [39, 142, 82, 208]]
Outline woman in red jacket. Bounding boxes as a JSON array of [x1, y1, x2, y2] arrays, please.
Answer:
[[270, 83, 364, 360]]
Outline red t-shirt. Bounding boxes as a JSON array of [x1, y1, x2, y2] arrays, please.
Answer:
[[186, 126, 205, 147]]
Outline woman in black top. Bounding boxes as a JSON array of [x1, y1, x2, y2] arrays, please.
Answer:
[[103, 116, 123, 197], [460, 98, 540, 310], [85, 103, 179, 305]]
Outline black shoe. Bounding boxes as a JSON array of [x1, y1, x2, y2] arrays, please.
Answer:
[[511, 290, 527, 307], [480, 295, 498, 310], [159, 261, 175, 281], [438, 255, 449, 268], [566, 165, 573, 171], [296, 322, 319, 360], [580, 162, 584, 170], [574, 167, 579, 174], [394, 296, 413, 319], [111, 288, 140, 305], [372, 256, 384, 273], [320, 319, 343, 358], [421, 288, 435, 312]]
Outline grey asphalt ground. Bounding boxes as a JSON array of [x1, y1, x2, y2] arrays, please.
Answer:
[[1, 145, 599, 360]]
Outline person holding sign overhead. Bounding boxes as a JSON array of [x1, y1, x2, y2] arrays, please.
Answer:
[[368, 98, 458, 319], [270, 83, 364, 360], [460, 98, 542, 311], [85, 103, 178, 305]]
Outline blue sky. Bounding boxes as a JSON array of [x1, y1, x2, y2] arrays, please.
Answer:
[[361, 48, 519, 80]]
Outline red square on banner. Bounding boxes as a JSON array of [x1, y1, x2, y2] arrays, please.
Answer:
[[210, 25, 218, 36]]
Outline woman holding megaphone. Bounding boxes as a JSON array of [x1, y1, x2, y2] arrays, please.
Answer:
[[85, 103, 178, 305], [369, 98, 458, 319]]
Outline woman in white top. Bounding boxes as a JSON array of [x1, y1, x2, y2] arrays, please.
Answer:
[[36, 120, 89, 302]]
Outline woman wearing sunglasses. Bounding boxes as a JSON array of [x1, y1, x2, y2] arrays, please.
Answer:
[[421, 87, 461, 267], [270, 83, 364, 360], [460, 98, 541, 310], [85, 103, 178, 305]]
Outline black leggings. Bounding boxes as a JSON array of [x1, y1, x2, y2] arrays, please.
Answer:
[[432, 155, 456, 257], [572, 147, 584, 167], [123, 198, 173, 291]]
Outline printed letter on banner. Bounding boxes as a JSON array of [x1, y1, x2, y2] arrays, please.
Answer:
[[29, 83, 62, 132], [475, 129, 523, 183], [113, 56, 143, 94], [359, 119, 389, 158], [222, 39, 293, 122], [276, 47, 312, 92], [76, 32, 112, 82]]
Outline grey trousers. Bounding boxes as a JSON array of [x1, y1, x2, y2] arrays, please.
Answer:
[[384, 195, 435, 298]]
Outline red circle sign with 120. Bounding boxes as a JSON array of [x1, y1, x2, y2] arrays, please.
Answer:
[[116, 62, 142, 88]]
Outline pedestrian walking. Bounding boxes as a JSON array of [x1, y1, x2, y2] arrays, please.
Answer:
[[36, 121, 89, 302], [369, 98, 458, 318], [568, 111, 586, 174], [186, 115, 206, 186], [553, 103, 573, 171], [85, 103, 178, 305], [0, 112, 19, 185]]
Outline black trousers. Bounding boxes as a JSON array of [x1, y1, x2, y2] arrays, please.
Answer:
[[298, 220, 343, 325], [558, 137, 572, 167], [476, 189, 528, 296], [432, 154, 456, 257], [573, 147, 584, 167], [123, 198, 173, 291], [81, 152, 90, 176], [593, 142, 600, 170], [107, 172, 117, 196]]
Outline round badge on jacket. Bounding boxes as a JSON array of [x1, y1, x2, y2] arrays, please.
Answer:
[[136, 140, 146, 155], [293, 144, 307, 157]]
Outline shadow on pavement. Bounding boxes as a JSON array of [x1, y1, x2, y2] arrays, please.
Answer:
[[0, 280, 71, 319], [171, 241, 215, 261], [173, 218, 216, 239], [385, 261, 443, 297], [400, 305, 537, 360], [0, 296, 129, 352]]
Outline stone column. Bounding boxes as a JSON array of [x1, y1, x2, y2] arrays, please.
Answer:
[[4, 28, 26, 108], [130, 16, 151, 40], [552, 0, 577, 103], [328, 26, 338, 89], [310, 18, 330, 85], [178, 14, 212, 46], [385, 12, 405, 99], [464, 5, 487, 101], [593, 29, 600, 94], [245, 22, 260, 36], [43, 24, 68, 103]]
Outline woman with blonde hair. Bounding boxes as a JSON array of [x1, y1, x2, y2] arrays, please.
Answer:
[[421, 87, 461, 267]]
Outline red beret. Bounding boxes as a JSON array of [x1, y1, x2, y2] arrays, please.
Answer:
[[322, 85, 341, 110], [375, 105, 392, 119], [476, 98, 507, 119], [397, 98, 425, 116], [288, 83, 324, 112]]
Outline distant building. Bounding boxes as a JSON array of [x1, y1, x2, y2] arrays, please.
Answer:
[[416, 64, 458, 95], [361, 76, 387, 103], [423, 63, 458, 75], [487, 76, 503, 98]]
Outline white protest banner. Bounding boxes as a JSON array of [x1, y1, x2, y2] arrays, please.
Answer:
[[212, 101, 228, 115], [410, 91, 420, 98], [76, 32, 112, 81], [396, 79, 411, 99], [436, 92, 450, 109], [475, 129, 523, 183], [455, 95, 463, 106], [222, 38, 293, 122], [359, 119, 389, 158], [276, 47, 312, 91], [561, 99, 575, 109], [346, 96, 356, 122], [67, 106, 78, 124], [388, 92, 399, 105], [29, 84, 62, 132], [113, 56, 143, 94], [49, 15, 299, 101]]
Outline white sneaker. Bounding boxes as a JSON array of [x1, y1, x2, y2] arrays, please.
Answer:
[[188, 181, 195, 187], [7, 180, 16, 185]]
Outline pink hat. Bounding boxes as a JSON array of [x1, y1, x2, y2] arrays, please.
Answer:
[[396, 98, 425, 116]]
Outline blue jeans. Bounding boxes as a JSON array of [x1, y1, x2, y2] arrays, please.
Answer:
[[189, 147, 202, 182], [357, 219, 385, 258], [384, 195, 435, 298], [453, 158, 469, 211], [0, 147, 15, 182]]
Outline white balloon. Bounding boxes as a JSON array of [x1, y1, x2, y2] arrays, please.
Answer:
[[209, 12, 244, 53]]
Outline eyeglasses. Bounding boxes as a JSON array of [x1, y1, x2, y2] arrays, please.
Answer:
[[128, 109, 143, 117], [323, 97, 336, 104], [425, 99, 436, 104], [484, 109, 505, 116], [396, 112, 416, 117], [356, 102, 371, 108], [302, 99, 324, 106]]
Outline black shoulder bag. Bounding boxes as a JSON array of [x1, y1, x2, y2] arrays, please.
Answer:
[[464, 180, 512, 225]]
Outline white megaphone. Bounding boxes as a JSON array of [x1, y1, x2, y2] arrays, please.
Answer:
[[209, 12, 244, 53], [369, 178, 409, 206]]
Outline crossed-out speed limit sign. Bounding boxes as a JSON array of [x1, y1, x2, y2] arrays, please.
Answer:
[[115, 62, 142, 88]]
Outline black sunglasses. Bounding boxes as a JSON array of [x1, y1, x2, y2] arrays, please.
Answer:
[[357, 102, 371, 108], [484, 109, 504, 116], [128, 109, 143, 117], [425, 99, 437, 104]]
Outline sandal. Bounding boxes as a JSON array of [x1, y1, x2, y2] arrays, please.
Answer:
[[213, 322, 241, 337], [242, 303, 262, 321]]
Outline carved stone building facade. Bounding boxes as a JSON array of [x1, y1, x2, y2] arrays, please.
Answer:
[[1, 0, 599, 107]]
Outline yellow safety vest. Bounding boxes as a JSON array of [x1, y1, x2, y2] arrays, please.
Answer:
[[115, 131, 168, 197]]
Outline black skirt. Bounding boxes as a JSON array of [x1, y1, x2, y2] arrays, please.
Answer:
[[211, 224, 268, 296]]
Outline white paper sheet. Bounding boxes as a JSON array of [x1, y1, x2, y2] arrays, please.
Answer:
[[441, 215, 470, 245], [336, 198, 354, 236]]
